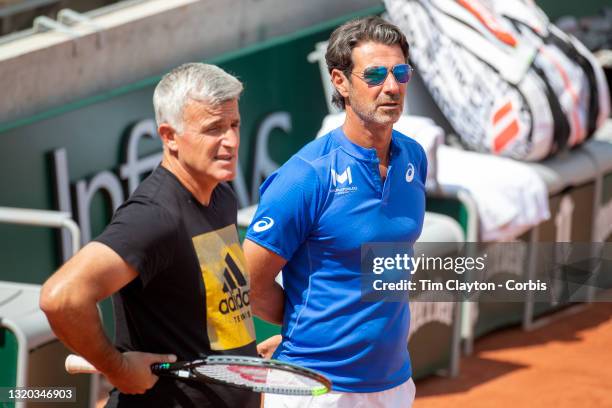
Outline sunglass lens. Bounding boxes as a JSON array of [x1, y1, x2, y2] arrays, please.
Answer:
[[363, 66, 388, 85], [393, 64, 412, 83]]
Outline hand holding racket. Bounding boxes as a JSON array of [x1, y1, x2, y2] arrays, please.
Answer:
[[66, 354, 331, 396]]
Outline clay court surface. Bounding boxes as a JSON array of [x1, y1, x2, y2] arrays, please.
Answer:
[[97, 301, 612, 407], [415, 301, 612, 408]]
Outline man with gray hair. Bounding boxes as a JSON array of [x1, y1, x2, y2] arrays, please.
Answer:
[[41, 63, 260, 407]]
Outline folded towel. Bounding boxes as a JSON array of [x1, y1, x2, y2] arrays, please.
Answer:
[[437, 145, 550, 241]]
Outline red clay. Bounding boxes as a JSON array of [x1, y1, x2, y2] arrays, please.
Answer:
[[415, 302, 612, 408]]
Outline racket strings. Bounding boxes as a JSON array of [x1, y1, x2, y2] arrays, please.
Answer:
[[195, 364, 324, 392]]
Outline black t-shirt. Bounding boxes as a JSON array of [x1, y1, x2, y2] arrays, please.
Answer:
[[95, 166, 259, 408]]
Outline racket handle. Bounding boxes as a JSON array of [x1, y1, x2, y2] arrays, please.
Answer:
[[66, 354, 178, 375], [65, 354, 99, 374]]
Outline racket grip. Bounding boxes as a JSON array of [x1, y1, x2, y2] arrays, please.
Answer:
[[150, 362, 178, 374], [65, 354, 99, 374]]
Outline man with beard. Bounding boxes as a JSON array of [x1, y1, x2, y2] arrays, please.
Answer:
[[244, 16, 427, 408]]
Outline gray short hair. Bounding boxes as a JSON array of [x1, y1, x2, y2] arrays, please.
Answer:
[[153, 63, 243, 131]]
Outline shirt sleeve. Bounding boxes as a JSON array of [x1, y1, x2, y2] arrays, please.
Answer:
[[245, 156, 321, 261], [94, 199, 178, 287]]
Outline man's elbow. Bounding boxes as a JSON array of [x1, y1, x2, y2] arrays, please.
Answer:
[[40, 277, 84, 321], [40, 279, 66, 317]]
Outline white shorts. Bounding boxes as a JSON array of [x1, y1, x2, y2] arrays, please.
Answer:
[[263, 377, 416, 408]]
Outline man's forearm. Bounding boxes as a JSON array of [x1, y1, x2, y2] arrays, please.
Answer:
[[41, 294, 123, 377], [251, 280, 285, 325], [243, 239, 287, 326]]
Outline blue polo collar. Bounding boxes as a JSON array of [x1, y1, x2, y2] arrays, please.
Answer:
[[331, 127, 401, 162]]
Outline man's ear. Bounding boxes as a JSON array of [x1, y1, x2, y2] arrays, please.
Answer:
[[158, 123, 178, 152], [331, 68, 350, 99]]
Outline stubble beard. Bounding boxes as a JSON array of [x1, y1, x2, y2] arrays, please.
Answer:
[[348, 90, 402, 127]]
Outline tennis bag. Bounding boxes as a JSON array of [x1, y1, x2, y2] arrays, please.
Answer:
[[384, 0, 610, 161]]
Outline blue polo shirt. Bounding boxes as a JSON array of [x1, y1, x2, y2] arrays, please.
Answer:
[[246, 127, 427, 392]]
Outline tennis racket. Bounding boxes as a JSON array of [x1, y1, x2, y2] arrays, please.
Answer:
[[65, 354, 331, 396]]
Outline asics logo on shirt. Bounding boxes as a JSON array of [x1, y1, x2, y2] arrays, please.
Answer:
[[331, 167, 352, 186], [252, 216, 275, 232], [406, 163, 415, 183]]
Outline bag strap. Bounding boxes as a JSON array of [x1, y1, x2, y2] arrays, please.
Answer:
[[547, 25, 601, 139], [427, 0, 536, 84], [530, 62, 571, 154]]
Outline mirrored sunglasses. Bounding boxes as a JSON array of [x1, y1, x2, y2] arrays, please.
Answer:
[[352, 64, 413, 86]]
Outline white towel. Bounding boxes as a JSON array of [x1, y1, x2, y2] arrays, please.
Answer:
[[316, 113, 550, 242], [437, 145, 550, 241]]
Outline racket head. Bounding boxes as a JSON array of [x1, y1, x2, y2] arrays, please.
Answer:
[[184, 356, 331, 396]]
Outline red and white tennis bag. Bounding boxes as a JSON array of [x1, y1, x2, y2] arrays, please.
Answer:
[[384, 0, 610, 161]]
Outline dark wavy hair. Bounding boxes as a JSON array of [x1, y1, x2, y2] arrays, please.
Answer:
[[325, 16, 409, 109]]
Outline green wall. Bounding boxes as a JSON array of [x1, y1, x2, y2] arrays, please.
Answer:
[[537, 0, 608, 20]]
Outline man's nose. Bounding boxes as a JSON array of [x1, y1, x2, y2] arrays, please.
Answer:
[[222, 128, 239, 149], [381, 72, 401, 95]]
